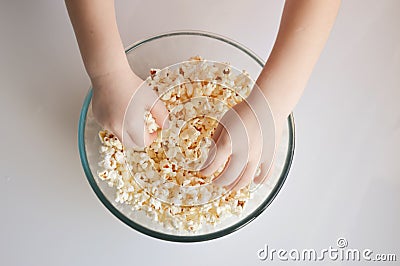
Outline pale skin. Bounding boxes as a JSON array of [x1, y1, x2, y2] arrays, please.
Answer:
[[66, 0, 341, 189]]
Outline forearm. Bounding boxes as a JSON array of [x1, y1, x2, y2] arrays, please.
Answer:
[[65, 0, 129, 80], [258, 0, 341, 125]]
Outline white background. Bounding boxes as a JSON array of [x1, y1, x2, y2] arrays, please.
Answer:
[[1, 0, 399, 265]]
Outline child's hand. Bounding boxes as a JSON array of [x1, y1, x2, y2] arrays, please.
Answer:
[[91, 67, 168, 148], [200, 86, 278, 190]]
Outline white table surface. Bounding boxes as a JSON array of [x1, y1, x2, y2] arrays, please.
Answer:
[[1, 1, 399, 265]]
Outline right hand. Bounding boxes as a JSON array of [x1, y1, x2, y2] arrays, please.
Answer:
[[200, 84, 277, 190]]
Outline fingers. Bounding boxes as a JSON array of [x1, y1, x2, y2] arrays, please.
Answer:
[[149, 97, 169, 129], [252, 120, 284, 185], [123, 130, 137, 149], [200, 128, 231, 176], [199, 101, 251, 188], [228, 161, 258, 190], [209, 108, 250, 187], [253, 161, 274, 185], [123, 81, 168, 148], [213, 155, 247, 187], [211, 123, 224, 143], [122, 113, 146, 148]]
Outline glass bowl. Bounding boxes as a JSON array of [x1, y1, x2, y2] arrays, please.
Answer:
[[78, 31, 295, 242]]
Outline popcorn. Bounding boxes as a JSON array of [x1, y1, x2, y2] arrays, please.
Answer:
[[97, 57, 256, 232], [144, 111, 159, 134]]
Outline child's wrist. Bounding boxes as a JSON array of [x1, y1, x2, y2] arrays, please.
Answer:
[[90, 64, 132, 89], [86, 49, 132, 79]]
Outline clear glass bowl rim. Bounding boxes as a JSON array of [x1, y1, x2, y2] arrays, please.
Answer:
[[78, 30, 295, 242]]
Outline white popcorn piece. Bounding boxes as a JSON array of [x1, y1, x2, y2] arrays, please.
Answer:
[[144, 111, 159, 134]]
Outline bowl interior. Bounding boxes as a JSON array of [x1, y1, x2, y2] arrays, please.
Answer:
[[79, 31, 295, 242]]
